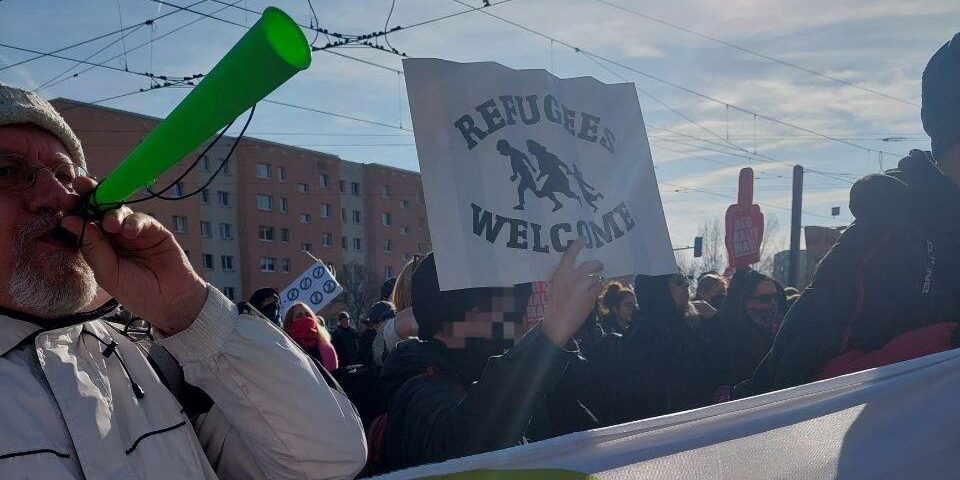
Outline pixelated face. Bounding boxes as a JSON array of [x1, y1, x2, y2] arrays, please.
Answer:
[[433, 287, 528, 350]]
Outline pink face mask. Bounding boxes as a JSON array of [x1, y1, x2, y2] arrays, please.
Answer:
[[287, 316, 320, 350]]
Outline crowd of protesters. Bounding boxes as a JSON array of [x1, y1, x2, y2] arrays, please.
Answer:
[[0, 29, 956, 480]]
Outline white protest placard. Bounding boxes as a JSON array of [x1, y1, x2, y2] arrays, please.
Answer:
[[404, 58, 676, 290], [280, 261, 343, 315]]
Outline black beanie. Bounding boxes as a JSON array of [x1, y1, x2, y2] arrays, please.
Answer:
[[922, 32, 960, 160], [410, 253, 484, 339], [249, 287, 279, 309]]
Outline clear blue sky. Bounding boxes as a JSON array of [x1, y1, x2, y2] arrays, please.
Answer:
[[1, 0, 956, 260]]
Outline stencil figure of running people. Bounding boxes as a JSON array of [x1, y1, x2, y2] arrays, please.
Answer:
[[496, 139, 605, 213]]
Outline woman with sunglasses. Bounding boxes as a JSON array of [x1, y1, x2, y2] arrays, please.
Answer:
[[705, 269, 788, 390]]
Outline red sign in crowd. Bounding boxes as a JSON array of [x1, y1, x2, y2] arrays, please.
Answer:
[[725, 168, 765, 269]]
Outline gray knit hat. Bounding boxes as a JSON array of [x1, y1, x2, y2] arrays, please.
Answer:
[[0, 82, 85, 168]]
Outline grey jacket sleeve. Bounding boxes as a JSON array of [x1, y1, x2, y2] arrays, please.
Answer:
[[157, 286, 367, 480]]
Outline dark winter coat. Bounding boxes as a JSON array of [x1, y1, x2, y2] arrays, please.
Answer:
[[331, 325, 360, 367], [375, 328, 576, 473], [704, 269, 787, 388], [738, 151, 960, 397], [583, 308, 718, 427]]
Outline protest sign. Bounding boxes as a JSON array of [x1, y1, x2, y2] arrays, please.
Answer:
[[404, 58, 676, 290], [280, 260, 342, 315], [725, 167, 765, 269]]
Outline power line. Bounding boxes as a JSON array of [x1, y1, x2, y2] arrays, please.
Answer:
[[0, 0, 208, 73], [585, 48, 856, 185], [0, 43, 201, 83], [261, 99, 413, 131], [448, 0, 904, 160], [34, 24, 145, 92], [592, 0, 919, 108], [37, 0, 244, 92], [146, 0, 247, 28]]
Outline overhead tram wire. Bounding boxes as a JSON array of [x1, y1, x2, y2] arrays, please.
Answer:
[[34, 24, 147, 92], [591, 0, 919, 108], [446, 0, 904, 160], [0, 43, 201, 84], [657, 179, 847, 223], [37, 0, 245, 93], [0, 0, 209, 73], [583, 43, 856, 185]]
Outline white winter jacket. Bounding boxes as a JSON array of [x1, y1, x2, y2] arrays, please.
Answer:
[[0, 286, 367, 480]]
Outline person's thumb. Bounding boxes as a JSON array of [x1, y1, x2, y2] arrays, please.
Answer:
[[61, 216, 118, 287]]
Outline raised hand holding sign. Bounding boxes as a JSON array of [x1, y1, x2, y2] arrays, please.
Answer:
[[724, 168, 765, 269]]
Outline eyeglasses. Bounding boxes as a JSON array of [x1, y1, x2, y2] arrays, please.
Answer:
[[747, 294, 778, 304], [0, 153, 90, 193]]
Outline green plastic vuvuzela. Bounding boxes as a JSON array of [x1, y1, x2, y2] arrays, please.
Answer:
[[92, 6, 311, 208]]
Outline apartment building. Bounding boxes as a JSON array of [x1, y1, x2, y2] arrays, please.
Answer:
[[52, 98, 432, 304]]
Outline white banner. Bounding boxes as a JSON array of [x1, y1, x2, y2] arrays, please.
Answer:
[[373, 349, 960, 479], [280, 261, 342, 315], [404, 58, 676, 290]]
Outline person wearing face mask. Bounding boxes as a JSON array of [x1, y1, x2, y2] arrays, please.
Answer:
[[704, 269, 787, 389], [248, 287, 282, 328], [283, 303, 338, 371], [692, 272, 727, 320], [367, 239, 603, 474]]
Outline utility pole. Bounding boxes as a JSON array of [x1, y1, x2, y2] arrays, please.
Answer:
[[788, 165, 803, 287]]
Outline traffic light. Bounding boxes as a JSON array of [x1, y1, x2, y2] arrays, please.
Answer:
[[693, 236, 703, 258]]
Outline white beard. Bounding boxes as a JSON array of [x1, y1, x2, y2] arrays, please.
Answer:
[[8, 213, 97, 318]]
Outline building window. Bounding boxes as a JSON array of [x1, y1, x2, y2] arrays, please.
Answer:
[[297, 183, 309, 194], [418, 243, 425, 253], [277, 166, 286, 181], [353, 238, 362, 251], [320, 173, 330, 188], [382, 185, 391, 198], [352, 210, 361, 224], [256, 163, 271, 179], [400, 199, 410, 209], [322, 233, 333, 247], [172, 182, 184, 197], [200, 156, 210, 172], [320, 203, 331, 218], [260, 257, 276, 273], [384, 239, 393, 253], [339, 180, 345, 193], [351, 182, 360, 195], [222, 159, 231, 176], [382, 212, 392, 226], [200, 189, 209, 204], [404, 252, 412, 261], [217, 190, 230, 207], [341, 208, 347, 223], [202, 254, 214, 270], [282, 258, 291, 273], [299, 213, 311, 224], [300, 243, 312, 253], [221, 255, 234, 271], [219, 223, 233, 240], [419, 217, 426, 229], [172, 215, 187, 233], [222, 286, 235, 300], [400, 226, 409, 236], [200, 221, 212, 238], [385, 266, 395, 278], [256, 194, 273, 211], [279, 197, 288, 213], [342, 236, 347, 249], [258, 226, 275, 242], [280, 228, 290, 242]]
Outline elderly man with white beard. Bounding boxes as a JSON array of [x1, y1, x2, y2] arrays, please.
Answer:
[[0, 83, 367, 480]]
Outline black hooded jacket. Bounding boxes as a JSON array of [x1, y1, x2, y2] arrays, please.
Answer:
[[704, 269, 787, 387], [582, 275, 718, 426], [375, 329, 576, 473], [739, 151, 960, 397]]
